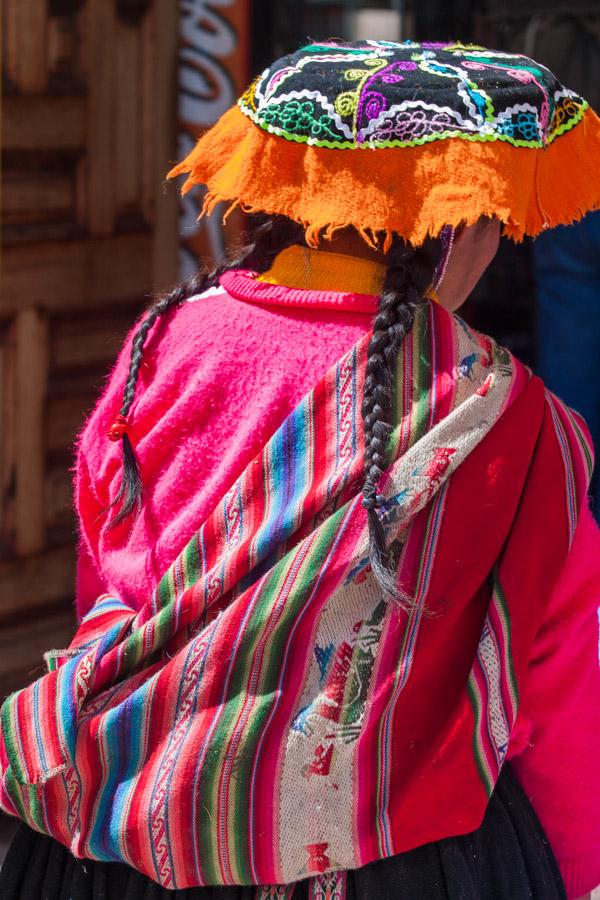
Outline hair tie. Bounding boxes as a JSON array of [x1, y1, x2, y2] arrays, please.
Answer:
[[108, 414, 129, 442]]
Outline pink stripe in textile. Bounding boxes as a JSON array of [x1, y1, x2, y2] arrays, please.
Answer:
[[545, 390, 595, 545]]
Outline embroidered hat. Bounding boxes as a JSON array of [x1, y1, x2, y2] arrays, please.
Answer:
[[168, 40, 600, 249]]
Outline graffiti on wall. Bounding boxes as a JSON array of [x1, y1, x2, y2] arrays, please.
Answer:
[[178, 0, 249, 277]]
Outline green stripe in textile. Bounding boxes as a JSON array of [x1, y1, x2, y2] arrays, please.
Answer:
[[466, 677, 494, 796], [196, 509, 347, 884], [388, 305, 433, 462]]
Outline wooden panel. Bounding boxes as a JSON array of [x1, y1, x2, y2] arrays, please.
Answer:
[[46, 392, 97, 455], [152, 0, 179, 290], [45, 465, 73, 530], [46, 8, 83, 92], [145, 0, 179, 289], [0, 325, 15, 512], [14, 309, 49, 556], [116, 21, 142, 214], [2, 96, 85, 151], [141, 6, 156, 226], [85, 0, 116, 235], [3, 172, 74, 224], [1, 0, 179, 696], [51, 310, 135, 370], [2, 233, 154, 318], [0, 606, 76, 700], [0, 546, 76, 621], [3, 0, 48, 93], [1, 1, 14, 87], [0, 326, 16, 552]]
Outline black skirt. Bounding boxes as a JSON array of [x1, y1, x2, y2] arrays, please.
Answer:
[[0, 765, 566, 900]]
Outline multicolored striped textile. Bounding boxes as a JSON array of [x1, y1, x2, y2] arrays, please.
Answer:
[[0, 302, 592, 891]]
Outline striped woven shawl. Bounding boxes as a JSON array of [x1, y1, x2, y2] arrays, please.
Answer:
[[0, 302, 591, 891]]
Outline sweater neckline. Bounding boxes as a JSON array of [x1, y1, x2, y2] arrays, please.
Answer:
[[219, 245, 383, 314]]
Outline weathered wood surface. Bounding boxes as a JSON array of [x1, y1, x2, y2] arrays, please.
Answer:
[[1, 0, 179, 696], [14, 309, 49, 556], [2, 234, 155, 317], [0, 547, 77, 622], [3, 96, 86, 150]]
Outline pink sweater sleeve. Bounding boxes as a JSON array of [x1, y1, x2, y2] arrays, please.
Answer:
[[507, 503, 600, 899]]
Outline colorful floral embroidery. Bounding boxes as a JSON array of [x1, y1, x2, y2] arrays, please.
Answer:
[[239, 40, 586, 150]]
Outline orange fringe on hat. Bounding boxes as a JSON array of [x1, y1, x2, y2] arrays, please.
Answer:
[[168, 104, 600, 249]]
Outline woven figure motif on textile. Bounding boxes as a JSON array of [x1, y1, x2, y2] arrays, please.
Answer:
[[239, 40, 586, 150]]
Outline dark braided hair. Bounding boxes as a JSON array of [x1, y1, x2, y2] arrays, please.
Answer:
[[107, 218, 438, 608], [106, 215, 304, 526], [361, 243, 436, 598]]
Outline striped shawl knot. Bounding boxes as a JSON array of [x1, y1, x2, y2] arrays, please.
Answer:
[[1, 607, 135, 789], [0, 301, 593, 888]]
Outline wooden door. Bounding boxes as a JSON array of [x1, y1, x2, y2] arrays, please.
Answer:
[[1, 0, 179, 697]]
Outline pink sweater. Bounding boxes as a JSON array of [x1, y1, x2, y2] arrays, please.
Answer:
[[74, 252, 600, 898]]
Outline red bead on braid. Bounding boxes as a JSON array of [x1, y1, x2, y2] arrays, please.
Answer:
[[107, 414, 129, 442]]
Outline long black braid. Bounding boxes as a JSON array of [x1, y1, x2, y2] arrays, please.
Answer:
[[106, 215, 304, 525], [361, 244, 435, 598]]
